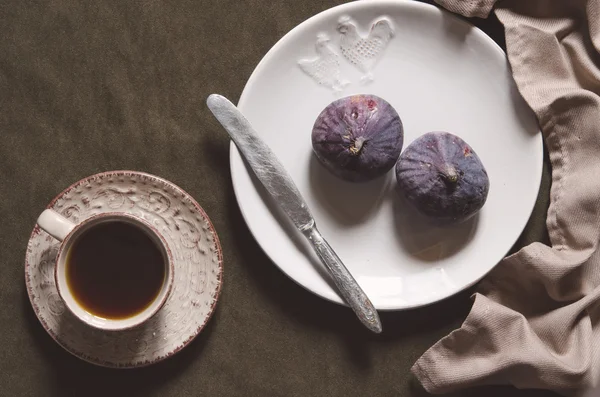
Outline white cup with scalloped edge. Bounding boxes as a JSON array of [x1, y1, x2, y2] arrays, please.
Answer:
[[36, 209, 174, 331]]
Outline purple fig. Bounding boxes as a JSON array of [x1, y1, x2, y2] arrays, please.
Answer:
[[311, 94, 404, 182], [395, 131, 489, 225]]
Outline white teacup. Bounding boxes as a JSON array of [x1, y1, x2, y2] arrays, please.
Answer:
[[36, 209, 174, 331]]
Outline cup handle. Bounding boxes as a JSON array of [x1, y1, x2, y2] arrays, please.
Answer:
[[37, 209, 76, 241]]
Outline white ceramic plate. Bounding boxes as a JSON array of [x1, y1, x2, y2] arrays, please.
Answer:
[[231, 0, 543, 310]]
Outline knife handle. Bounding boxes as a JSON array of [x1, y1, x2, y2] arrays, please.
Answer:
[[303, 225, 382, 334]]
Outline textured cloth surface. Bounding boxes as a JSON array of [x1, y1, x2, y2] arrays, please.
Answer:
[[0, 1, 554, 396], [412, 0, 600, 396]]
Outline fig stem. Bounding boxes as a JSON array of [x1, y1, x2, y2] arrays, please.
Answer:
[[349, 136, 366, 155], [441, 167, 459, 184]]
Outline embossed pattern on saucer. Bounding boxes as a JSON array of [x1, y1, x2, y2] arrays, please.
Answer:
[[25, 171, 223, 368]]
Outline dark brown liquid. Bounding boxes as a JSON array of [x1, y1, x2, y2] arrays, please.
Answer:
[[66, 221, 166, 320]]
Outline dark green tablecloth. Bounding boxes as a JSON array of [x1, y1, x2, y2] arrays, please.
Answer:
[[0, 1, 555, 396]]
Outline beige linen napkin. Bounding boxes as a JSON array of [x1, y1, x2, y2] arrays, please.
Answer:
[[411, 0, 600, 395]]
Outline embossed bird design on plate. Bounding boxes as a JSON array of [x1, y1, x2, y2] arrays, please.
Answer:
[[337, 15, 395, 82], [297, 33, 351, 92]]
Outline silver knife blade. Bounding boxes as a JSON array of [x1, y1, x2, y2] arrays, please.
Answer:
[[206, 94, 314, 232], [206, 93, 382, 334]]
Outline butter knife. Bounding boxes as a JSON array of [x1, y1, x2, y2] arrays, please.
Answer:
[[207, 94, 382, 334]]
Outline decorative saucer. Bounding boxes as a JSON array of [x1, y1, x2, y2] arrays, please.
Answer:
[[25, 171, 223, 368]]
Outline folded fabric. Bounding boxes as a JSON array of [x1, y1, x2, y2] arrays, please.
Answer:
[[411, 0, 600, 395]]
